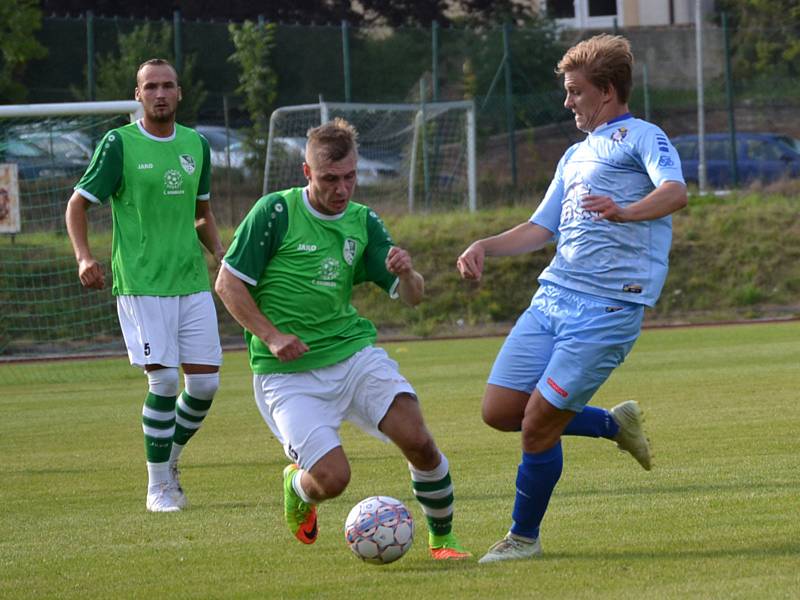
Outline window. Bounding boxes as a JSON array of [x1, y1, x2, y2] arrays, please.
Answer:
[[745, 139, 782, 161], [589, 0, 616, 16], [705, 140, 732, 162], [548, 0, 575, 19], [547, 0, 619, 27]]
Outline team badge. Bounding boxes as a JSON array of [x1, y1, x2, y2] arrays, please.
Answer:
[[343, 239, 356, 265], [179, 154, 196, 174], [164, 169, 183, 193], [319, 257, 340, 281], [611, 127, 628, 142]]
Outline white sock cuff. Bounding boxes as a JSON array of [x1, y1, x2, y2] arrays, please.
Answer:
[[292, 469, 313, 504], [183, 372, 219, 401], [408, 452, 449, 482], [147, 368, 180, 397]]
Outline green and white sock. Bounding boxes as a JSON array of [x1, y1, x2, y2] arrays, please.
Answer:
[[173, 391, 213, 446], [141, 392, 176, 486], [173, 373, 217, 447], [409, 452, 454, 537]]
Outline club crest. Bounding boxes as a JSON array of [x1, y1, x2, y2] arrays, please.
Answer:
[[179, 154, 196, 174], [611, 127, 628, 142]]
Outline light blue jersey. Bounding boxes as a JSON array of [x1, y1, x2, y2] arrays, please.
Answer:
[[531, 114, 685, 307]]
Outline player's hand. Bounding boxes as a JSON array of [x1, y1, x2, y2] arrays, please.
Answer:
[[386, 246, 413, 276], [456, 242, 485, 281], [78, 258, 105, 289], [581, 195, 629, 222], [265, 332, 309, 362]]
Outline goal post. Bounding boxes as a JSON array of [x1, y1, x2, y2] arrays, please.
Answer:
[[263, 100, 477, 212], [0, 100, 141, 379]]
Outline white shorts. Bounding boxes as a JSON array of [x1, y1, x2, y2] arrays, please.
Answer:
[[117, 292, 223, 369], [252, 346, 416, 470]]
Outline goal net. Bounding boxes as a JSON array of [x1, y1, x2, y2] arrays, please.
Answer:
[[0, 101, 141, 382], [263, 101, 477, 213]]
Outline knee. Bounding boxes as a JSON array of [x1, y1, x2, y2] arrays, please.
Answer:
[[312, 465, 351, 499], [184, 372, 219, 400], [147, 367, 180, 397], [520, 417, 559, 453]]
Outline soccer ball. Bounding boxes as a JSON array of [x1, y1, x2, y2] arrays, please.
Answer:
[[344, 496, 414, 564]]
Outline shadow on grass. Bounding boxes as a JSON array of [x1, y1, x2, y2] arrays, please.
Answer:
[[392, 541, 800, 573]]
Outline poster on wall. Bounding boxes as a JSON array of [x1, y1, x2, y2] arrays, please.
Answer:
[[0, 163, 21, 234]]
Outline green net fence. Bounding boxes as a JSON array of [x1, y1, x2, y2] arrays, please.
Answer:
[[0, 103, 139, 381]]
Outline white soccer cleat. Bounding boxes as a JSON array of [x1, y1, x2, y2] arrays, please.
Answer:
[[610, 400, 652, 471], [478, 533, 542, 564], [146, 482, 182, 513], [169, 462, 188, 509]]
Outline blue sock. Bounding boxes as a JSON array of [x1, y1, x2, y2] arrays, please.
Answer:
[[563, 406, 619, 439], [510, 442, 563, 540]]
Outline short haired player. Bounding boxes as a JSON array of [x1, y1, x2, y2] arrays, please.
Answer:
[[457, 34, 688, 562], [215, 118, 470, 560], [65, 59, 224, 513]]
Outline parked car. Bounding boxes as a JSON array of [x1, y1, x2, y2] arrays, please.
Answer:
[[19, 131, 94, 168], [272, 136, 399, 185], [196, 124, 248, 171], [0, 137, 75, 179], [672, 132, 800, 187]]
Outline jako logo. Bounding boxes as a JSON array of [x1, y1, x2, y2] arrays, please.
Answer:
[[547, 377, 569, 398], [297, 243, 317, 252]]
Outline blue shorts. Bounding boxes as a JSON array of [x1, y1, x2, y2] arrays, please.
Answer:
[[488, 283, 644, 412]]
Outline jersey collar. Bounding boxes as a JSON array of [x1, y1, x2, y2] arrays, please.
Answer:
[[136, 119, 176, 142], [302, 187, 347, 221], [591, 112, 633, 135]]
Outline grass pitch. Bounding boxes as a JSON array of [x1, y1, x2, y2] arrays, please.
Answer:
[[2, 323, 799, 599]]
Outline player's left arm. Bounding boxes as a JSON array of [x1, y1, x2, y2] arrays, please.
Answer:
[[581, 181, 687, 222], [386, 246, 424, 307], [194, 134, 225, 263], [582, 126, 688, 222], [360, 209, 424, 307], [195, 200, 225, 264]]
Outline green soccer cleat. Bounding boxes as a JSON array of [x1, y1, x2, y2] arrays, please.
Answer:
[[283, 463, 318, 544], [428, 531, 472, 560]]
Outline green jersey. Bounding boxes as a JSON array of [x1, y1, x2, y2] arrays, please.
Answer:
[[75, 121, 212, 296], [223, 187, 398, 374]]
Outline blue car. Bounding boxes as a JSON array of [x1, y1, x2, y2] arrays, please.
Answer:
[[672, 132, 800, 187]]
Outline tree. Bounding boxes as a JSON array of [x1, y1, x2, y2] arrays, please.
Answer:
[[715, 0, 800, 79], [0, 0, 47, 102], [74, 22, 207, 125], [228, 20, 278, 173]]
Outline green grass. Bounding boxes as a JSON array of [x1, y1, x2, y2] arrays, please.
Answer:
[[2, 323, 800, 599]]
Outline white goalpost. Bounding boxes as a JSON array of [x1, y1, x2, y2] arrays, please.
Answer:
[[263, 100, 477, 212], [0, 101, 141, 378]]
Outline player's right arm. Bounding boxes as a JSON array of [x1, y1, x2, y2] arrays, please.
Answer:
[[456, 222, 554, 281], [65, 191, 105, 289], [65, 129, 123, 289], [215, 268, 309, 362], [458, 151, 568, 281], [215, 194, 308, 362]]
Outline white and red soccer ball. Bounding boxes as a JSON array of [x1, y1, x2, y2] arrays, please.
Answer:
[[344, 496, 414, 564]]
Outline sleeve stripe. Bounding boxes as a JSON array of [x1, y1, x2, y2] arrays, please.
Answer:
[[74, 187, 101, 204], [389, 277, 400, 299], [221, 260, 257, 286]]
